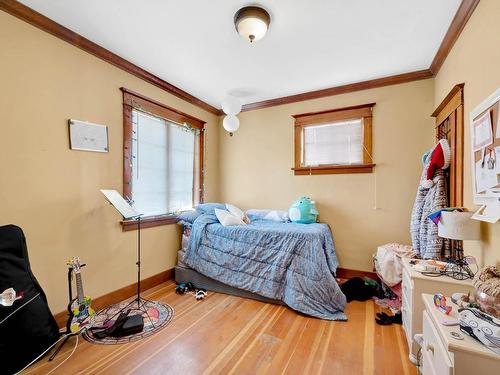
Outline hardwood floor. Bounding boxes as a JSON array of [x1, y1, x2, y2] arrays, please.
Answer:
[[27, 281, 417, 375]]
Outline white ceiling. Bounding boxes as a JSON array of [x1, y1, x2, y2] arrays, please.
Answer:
[[19, 0, 461, 109]]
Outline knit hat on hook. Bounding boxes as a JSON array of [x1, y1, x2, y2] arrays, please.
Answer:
[[421, 139, 451, 188]]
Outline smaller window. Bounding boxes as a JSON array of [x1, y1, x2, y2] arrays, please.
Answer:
[[292, 103, 375, 175]]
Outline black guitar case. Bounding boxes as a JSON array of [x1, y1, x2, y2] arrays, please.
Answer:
[[0, 225, 60, 374]]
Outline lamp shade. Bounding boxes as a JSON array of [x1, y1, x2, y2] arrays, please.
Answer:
[[223, 115, 240, 132], [438, 211, 480, 240], [234, 6, 271, 43]]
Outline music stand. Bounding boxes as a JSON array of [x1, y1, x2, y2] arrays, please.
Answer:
[[100, 189, 158, 327]]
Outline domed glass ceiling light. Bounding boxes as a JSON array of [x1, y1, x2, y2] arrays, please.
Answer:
[[222, 96, 242, 136], [234, 6, 271, 43]]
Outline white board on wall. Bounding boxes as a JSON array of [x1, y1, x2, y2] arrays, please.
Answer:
[[69, 119, 109, 152]]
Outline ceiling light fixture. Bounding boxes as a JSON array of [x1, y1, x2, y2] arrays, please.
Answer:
[[221, 96, 242, 136], [234, 6, 271, 43]]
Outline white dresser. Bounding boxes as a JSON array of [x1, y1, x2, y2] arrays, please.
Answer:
[[401, 258, 474, 363], [421, 293, 500, 375]]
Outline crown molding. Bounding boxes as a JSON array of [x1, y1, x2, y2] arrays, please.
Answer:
[[241, 69, 433, 112], [241, 0, 479, 112], [1, 0, 479, 115], [0, 0, 222, 116], [429, 0, 480, 75]]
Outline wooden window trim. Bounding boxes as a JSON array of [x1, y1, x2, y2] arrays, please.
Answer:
[[121, 88, 206, 231], [121, 215, 179, 232], [292, 103, 376, 175], [121, 88, 205, 129]]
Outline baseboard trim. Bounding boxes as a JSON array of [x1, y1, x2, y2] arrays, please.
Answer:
[[53, 268, 174, 328], [336, 267, 379, 281], [53, 267, 376, 327]]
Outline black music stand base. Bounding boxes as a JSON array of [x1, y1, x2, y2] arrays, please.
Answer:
[[97, 216, 160, 329], [48, 334, 73, 361]]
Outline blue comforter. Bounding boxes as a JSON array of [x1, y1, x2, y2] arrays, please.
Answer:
[[183, 214, 347, 320]]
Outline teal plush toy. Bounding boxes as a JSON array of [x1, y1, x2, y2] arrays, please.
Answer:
[[288, 197, 319, 224]]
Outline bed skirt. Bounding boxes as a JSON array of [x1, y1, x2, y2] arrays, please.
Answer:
[[174, 265, 283, 305]]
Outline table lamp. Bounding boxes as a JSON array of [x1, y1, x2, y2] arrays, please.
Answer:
[[438, 211, 480, 279]]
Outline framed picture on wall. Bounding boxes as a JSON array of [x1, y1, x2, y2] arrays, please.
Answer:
[[68, 119, 109, 153]]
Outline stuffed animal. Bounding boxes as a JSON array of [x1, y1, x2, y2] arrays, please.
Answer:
[[288, 197, 318, 224], [175, 282, 195, 295]]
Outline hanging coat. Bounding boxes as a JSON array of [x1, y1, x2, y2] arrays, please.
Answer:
[[411, 165, 428, 255], [418, 169, 450, 258], [410, 158, 449, 258]]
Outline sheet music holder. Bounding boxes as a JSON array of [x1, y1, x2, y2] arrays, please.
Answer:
[[100, 189, 141, 219]]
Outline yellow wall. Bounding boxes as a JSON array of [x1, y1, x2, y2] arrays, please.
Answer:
[[434, 0, 500, 268], [218, 79, 435, 271], [0, 13, 220, 313]]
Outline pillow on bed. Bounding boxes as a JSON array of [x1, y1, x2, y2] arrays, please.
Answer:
[[214, 208, 246, 226], [264, 210, 289, 222], [195, 202, 226, 214], [177, 210, 201, 224], [246, 209, 289, 222], [226, 203, 251, 224]]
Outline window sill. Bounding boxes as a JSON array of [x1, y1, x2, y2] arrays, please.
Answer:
[[121, 214, 178, 231], [292, 163, 375, 175]]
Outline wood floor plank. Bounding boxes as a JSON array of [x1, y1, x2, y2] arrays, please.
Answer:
[[373, 304, 412, 375], [27, 281, 418, 375], [363, 301, 375, 375], [318, 301, 367, 374], [95, 294, 232, 374], [202, 304, 285, 375], [224, 306, 296, 375], [129, 298, 274, 374], [280, 318, 328, 374], [216, 305, 296, 374], [224, 309, 292, 373]]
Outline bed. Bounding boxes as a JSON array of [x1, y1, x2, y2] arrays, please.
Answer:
[[176, 211, 347, 320]]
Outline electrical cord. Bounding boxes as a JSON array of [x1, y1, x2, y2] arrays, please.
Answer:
[[418, 256, 479, 280], [46, 335, 79, 375]]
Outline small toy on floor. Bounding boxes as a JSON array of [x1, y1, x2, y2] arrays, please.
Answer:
[[175, 282, 208, 301], [195, 289, 207, 301], [175, 282, 195, 295]]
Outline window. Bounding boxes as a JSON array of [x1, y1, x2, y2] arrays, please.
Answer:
[[121, 88, 204, 230], [292, 103, 375, 175]]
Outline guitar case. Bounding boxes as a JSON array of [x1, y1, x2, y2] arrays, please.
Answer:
[[0, 225, 60, 374]]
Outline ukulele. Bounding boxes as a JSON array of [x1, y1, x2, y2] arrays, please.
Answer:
[[67, 257, 95, 333]]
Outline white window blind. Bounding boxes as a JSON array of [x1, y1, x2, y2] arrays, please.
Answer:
[[131, 110, 196, 216], [302, 119, 363, 166]]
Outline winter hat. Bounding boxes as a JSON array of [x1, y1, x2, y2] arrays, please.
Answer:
[[421, 148, 433, 166], [421, 139, 451, 188]]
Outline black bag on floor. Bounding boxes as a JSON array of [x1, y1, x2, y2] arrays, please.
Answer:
[[0, 225, 60, 374], [340, 277, 384, 302], [113, 314, 144, 337]]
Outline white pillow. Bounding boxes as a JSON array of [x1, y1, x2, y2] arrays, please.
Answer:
[[226, 203, 251, 223], [214, 208, 246, 226], [264, 210, 289, 222]]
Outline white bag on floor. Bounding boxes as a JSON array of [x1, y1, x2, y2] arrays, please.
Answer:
[[375, 243, 414, 287]]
